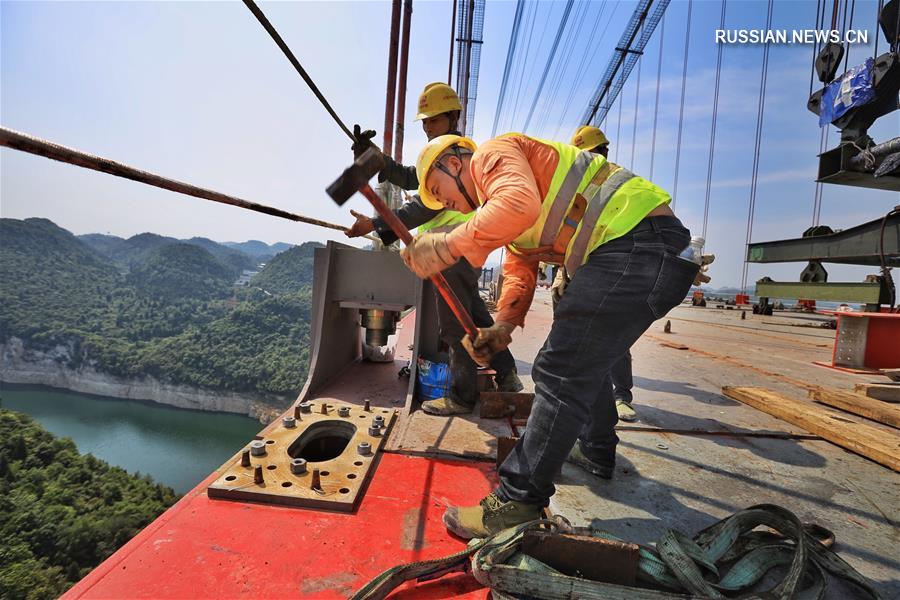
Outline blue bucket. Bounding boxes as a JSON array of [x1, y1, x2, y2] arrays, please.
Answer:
[[417, 357, 450, 401]]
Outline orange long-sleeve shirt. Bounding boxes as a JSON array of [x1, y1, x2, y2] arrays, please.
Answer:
[[446, 135, 560, 328]]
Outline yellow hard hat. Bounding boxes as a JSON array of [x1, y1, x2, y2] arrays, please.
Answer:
[[571, 125, 609, 151], [415, 82, 463, 121], [416, 134, 478, 209]]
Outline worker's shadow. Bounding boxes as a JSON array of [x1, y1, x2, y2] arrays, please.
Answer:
[[556, 453, 900, 583], [632, 375, 739, 407], [627, 404, 826, 468]]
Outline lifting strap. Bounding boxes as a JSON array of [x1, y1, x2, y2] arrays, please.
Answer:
[[351, 504, 881, 600]]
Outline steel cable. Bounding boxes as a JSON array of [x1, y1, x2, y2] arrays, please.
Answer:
[[241, 0, 355, 141], [702, 0, 727, 241], [671, 0, 693, 207], [740, 0, 774, 294], [649, 14, 665, 180]]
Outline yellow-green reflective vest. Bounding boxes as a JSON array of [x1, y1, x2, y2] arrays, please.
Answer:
[[506, 135, 670, 274], [417, 208, 473, 234]]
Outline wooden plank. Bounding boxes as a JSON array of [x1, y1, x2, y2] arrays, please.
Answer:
[[809, 388, 900, 428], [520, 530, 639, 587], [479, 392, 534, 419], [855, 382, 900, 403], [722, 387, 900, 472]]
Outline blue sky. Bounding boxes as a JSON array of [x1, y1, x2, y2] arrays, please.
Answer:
[[2, 0, 897, 289]]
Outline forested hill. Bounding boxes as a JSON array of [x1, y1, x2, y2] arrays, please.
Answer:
[[0, 218, 319, 399], [0, 408, 179, 599]]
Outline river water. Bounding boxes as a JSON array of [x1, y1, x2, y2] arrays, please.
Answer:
[[1, 385, 262, 494]]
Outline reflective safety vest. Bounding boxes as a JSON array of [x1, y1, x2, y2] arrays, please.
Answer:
[[504, 135, 670, 274], [418, 208, 473, 234]]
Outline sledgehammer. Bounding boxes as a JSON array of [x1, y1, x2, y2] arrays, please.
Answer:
[[327, 148, 479, 340]]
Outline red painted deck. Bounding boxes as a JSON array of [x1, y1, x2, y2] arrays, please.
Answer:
[[64, 454, 496, 599]]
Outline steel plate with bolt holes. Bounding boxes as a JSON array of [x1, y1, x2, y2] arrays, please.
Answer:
[[207, 400, 396, 511]]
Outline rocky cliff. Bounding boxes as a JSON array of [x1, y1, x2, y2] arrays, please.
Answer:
[[0, 337, 287, 423]]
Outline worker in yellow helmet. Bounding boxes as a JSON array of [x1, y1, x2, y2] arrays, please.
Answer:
[[345, 83, 523, 415], [563, 126, 637, 424], [399, 132, 699, 539]]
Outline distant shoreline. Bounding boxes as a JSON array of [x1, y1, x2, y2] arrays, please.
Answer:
[[1, 338, 289, 423]]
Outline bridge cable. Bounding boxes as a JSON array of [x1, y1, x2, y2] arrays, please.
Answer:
[[241, 0, 355, 141], [523, 0, 575, 132], [629, 22, 644, 170], [670, 0, 693, 206], [740, 0, 774, 294], [702, 0, 727, 241], [649, 14, 665, 180], [492, 0, 526, 137]]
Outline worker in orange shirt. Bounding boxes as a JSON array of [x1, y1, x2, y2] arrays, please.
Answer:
[[400, 132, 699, 539], [346, 83, 523, 416]]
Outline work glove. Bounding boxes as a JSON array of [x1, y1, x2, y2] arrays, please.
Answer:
[[693, 253, 715, 286], [400, 232, 458, 279], [345, 209, 376, 238], [462, 322, 515, 367], [352, 124, 378, 159], [550, 268, 569, 306]]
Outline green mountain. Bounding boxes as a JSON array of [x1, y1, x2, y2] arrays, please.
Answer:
[[182, 237, 257, 276], [127, 243, 232, 302], [1, 218, 313, 398], [0, 409, 178, 599], [249, 242, 323, 295], [224, 240, 293, 259]]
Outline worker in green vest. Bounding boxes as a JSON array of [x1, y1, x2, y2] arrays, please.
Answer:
[[566, 126, 637, 423], [345, 83, 523, 416], [400, 132, 699, 538]]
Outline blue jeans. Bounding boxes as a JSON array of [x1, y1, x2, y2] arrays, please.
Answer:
[[497, 216, 697, 506]]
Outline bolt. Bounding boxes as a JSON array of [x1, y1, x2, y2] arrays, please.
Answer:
[[320, 403, 328, 415], [290, 458, 308, 475], [299, 401, 312, 413], [364, 399, 371, 412], [282, 416, 296, 428], [664, 320, 672, 334], [250, 440, 267, 456], [741, 310, 747, 320], [368, 425, 381, 436], [358, 441, 372, 455], [241, 450, 251, 467], [338, 406, 350, 418], [311, 468, 322, 490], [254, 465, 264, 484], [293, 405, 302, 419], [373, 415, 385, 427]]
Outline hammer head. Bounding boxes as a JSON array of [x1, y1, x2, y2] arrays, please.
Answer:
[[326, 148, 386, 206]]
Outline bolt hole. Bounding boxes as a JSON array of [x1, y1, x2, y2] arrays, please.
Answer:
[[265, 440, 275, 445], [347, 474, 357, 479], [354, 461, 364, 466], [281, 482, 292, 488], [358, 415, 366, 418], [267, 465, 277, 470], [225, 475, 237, 481], [339, 488, 350, 494], [381, 410, 389, 413], [321, 471, 330, 476]]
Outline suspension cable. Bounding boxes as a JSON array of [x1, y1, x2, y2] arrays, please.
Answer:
[[702, 0, 727, 241], [740, 0, 774, 294], [492, 0, 526, 137], [507, 0, 540, 131], [614, 90, 624, 163], [842, 0, 856, 74], [0, 127, 366, 238], [808, 0, 823, 99], [241, 0, 355, 141], [649, 13, 665, 180], [629, 37, 643, 170], [523, 0, 576, 132], [671, 0, 693, 207]]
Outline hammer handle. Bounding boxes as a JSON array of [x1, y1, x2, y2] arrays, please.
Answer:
[[357, 184, 480, 340]]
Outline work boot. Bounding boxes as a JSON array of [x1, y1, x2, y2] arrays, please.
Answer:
[[421, 397, 473, 416], [566, 440, 614, 480], [616, 400, 637, 422], [496, 369, 525, 393], [442, 492, 542, 539]]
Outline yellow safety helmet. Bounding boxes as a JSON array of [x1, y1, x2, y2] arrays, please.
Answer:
[[571, 125, 609, 151], [416, 134, 478, 210], [415, 82, 463, 121]]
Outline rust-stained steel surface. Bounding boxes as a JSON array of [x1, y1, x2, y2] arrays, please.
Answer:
[[207, 401, 396, 511]]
